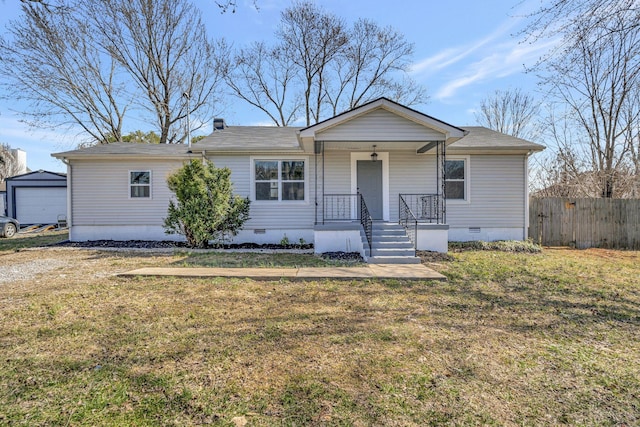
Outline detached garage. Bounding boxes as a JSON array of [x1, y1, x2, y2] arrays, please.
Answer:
[[6, 170, 67, 225]]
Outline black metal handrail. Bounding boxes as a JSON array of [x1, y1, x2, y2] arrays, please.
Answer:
[[399, 195, 417, 255], [359, 193, 373, 253], [399, 193, 444, 223]]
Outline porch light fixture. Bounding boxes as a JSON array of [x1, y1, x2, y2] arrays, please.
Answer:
[[371, 145, 378, 162]]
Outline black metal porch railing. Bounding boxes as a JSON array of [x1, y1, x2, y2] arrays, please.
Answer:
[[359, 194, 373, 253], [399, 194, 445, 224], [322, 194, 359, 222], [399, 194, 417, 255], [322, 193, 372, 252]]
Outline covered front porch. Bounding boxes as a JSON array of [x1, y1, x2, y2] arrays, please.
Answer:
[[296, 98, 467, 261], [312, 142, 450, 260]]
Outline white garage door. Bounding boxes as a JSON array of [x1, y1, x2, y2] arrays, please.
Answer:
[[15, 187, 67, 225]]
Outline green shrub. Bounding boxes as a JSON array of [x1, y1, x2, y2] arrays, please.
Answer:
[[449, 239, 542, 253], [163, 160, 250, 248]]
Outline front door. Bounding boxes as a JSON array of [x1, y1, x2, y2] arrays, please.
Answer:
[[357, 160, 383, 220]]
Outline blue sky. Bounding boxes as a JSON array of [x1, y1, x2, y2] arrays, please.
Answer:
[[0, 0, 552, 172]]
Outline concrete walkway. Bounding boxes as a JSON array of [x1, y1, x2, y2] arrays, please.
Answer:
[[120, 264, 446, 281]]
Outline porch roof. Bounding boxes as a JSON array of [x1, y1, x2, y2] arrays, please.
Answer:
[[298, 98, 468, 150]]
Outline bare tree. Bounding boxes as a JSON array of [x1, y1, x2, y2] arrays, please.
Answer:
[[523, 0, 640, 47], [0, 0, 225, 144], [325, 19, 425, 117], [530, 109, 594, 197], [214, 0, 258, 13], [277, 1, 348, 126], [16, 0, 258, 14], [226, 1, 426, 126], [88, 0, 225, 144], [540, 7, 640, 198], [223, 42, 301, 126], [0, 1, 128, 143], [474, 88, 541, 140], [0, 144, 21, 181]]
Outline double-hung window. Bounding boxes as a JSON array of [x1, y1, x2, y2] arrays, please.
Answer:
[[254, 160, 305, 201], [130, 170, 151, 198], [445, 159, 467, 201]]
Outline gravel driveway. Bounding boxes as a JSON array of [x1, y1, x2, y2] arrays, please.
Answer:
[[0, 258, 68, 283], [0, 247, 176, 288]]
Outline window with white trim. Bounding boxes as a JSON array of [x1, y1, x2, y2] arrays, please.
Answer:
[[445, 159, 466, 200], [129, 171, 151, 198], [254, 160, 305, 201]]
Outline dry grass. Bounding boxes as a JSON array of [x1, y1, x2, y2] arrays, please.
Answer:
[[178, 251, 363, 268], [0, 240, 639, 425], [0, 229, 68, 254]]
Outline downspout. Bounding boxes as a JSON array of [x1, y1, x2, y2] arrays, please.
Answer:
[[61, 158, 72, 241], [321, 142, 325, 224], [524, 151, 531, 240], [312, 140, 324, 225], [314, 142, 318, 224], [436, 142, 440, 222], [443, 141, 446, 224]]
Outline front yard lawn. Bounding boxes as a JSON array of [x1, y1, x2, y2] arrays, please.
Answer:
[[0, 244, 638, 425]]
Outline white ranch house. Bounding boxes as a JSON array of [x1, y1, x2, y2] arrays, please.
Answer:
[[53, 98, 544, 263]]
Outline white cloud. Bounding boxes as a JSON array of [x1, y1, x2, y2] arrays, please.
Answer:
[[411, 48, 463, 74], [412, 15, 519, 76], [411, 0, 558, 101], [434, 37, 557, 99]]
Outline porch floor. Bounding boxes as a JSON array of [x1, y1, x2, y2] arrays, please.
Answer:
[[120, 264, 446, 281]]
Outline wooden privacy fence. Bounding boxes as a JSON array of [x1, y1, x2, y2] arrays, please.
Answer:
[[529, 197, 640, 249]]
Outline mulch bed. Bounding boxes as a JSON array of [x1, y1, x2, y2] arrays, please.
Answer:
[[55, 240, 314, 250], [53, 240, 364, 262]]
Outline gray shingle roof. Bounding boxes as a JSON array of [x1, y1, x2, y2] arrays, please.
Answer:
[[195, 126, 303, 152], [51, 125, 544, 159], [451, 126, 544, 151], [52, 143, 195, 159]]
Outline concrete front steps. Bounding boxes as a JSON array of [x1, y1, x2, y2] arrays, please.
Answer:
[[363, 222, 421, 264]]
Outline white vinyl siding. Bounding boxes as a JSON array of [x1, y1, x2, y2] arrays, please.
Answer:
[[71, 160, 182, 226], [211, 155, 315, 229], [317, 109, 445, 141], [446, 155, 526, 228], [69, 153, 527, 233], [389, 151, 437, 221], [388, 152, 526, 228], [208, 156, 250, 195], [72, 156, 315, 230], [322, 151, 351, 194]]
